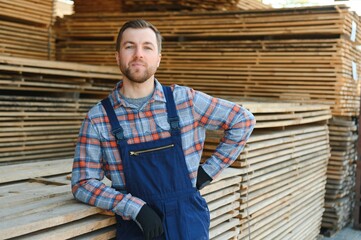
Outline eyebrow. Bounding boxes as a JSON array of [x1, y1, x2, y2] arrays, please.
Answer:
[[123, 41, 155, 47]]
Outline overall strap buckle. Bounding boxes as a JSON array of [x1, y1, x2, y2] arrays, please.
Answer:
[[168, 116, 180, 130], [112, 128, 124, 140], [162, 85, 181, 135]]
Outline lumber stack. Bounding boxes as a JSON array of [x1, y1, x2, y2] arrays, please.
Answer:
[[202, 168, 243, 240], [0, 98, 331, 240], [0, 156, 242, 240], [0, 164, 117, 240], [56, 5, 361, 48], [122, 0, 270, 12], [159, 38, 360, 116], [203, 100, 332, 239], [73, 0, 270, 13], [0, 56, 119, 164], [0, 56, 119, 94], [0, 0, 54, 26], [55, 5, 361, 116], [73, 0, 123, 14], [0, 0, 55, 60], [321, 117, 358, 236]]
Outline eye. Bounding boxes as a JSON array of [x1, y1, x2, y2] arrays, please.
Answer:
[[144, 45, 153, 51]]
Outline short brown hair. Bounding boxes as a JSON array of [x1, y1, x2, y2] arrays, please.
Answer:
[[115, 19, 162, 53]]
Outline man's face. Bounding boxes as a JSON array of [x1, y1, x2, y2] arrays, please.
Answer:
[[115, 28, 161, 84]]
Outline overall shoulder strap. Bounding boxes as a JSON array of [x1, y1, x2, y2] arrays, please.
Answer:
[[101, 98, 125, 141], [162, 86, 181, 135]]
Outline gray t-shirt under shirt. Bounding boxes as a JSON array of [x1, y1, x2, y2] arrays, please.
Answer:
[[120, 91, 153, 110]]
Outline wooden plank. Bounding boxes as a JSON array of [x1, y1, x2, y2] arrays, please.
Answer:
[[210, 218, 240, 239], [70, 226, 116, 240], [15, 214, 116, 240], [0, 200, 105, 239], [0, 158, 73, 183]]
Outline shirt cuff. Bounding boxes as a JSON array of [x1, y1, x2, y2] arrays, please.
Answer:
[[113, 193, 145, 220]]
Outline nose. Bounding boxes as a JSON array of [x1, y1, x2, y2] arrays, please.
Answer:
[[134, 46, 143, 58]]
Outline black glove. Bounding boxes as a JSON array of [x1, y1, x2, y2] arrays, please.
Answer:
[[135, 204, 163, 240], [196, 166, 213, 190]]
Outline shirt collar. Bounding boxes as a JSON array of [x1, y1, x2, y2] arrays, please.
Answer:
[[110, 78, 166, 109]]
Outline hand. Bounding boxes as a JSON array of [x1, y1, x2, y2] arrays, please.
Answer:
[[196, 166, 213, 190], [135, 204, 163, 240]]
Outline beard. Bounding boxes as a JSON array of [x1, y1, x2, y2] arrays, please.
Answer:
[[120, 61, 157, 84]]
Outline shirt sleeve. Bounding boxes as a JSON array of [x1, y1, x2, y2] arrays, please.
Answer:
[[191, 89, 256, 179], [71, 114, 145, 220]]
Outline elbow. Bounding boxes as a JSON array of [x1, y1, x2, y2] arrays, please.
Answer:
[[71, 182, 81, 200], [244, 109, 256, 131], [71, 179, 87, 200]]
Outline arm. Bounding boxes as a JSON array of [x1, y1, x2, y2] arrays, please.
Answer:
[[192, 90, 256, 181], [71, 114, 145, 220]]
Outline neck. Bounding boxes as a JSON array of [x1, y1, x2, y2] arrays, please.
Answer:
[[121, 77, 155, 99]]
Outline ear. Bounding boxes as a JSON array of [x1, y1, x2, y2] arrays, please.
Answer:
[[157, 53, 162, 67], [115, 51, 120, 66]]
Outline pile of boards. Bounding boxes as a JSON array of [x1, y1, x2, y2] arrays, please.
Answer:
[[321, 117, 358, 236], [0, 55, 119, 164], [1, 1, 360, 239], [0, 0, 55, 60], [56, 5, 361, 236], [203, 101, 331, 239], [55, 5, 361, 117], [73, 0, 270, 13], [0, 99, 331, 239], [0, 161, 243, 239]]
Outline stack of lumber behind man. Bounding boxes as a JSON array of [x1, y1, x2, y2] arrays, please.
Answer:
[[56, 1, 361, 236], [0, 0, 360, 239]]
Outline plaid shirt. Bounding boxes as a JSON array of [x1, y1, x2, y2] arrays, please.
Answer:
[[71, 79, 255, 220]]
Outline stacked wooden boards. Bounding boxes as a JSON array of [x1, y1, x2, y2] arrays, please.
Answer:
[[0, 158, 243, 240], [0, 168, 118, 240], [202, 168, 243, 240], [0, 56, 119, 94], [0, 99, 331, 240], [121, 0, 270, 12], [56, 5, 360, 41], [0, 0, 55, 60], [73, 0, 123, 14], [55, 5, 361, 116], [73, 0, 270, 13], [0, 0, 54, 26], [0, 56, 119, 164], [321, 117, 358, 236], [54, 5, 360, 238], [203, 100, 332, 239], [159, 38, 360, 116]]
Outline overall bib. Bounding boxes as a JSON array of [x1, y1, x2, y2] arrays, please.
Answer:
[[101, 86, 210, 240]]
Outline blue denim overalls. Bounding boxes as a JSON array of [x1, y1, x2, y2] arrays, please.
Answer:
[[101, 86, 210, 239]]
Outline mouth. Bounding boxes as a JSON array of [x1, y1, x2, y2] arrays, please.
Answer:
[[131, 62, 145, 67]]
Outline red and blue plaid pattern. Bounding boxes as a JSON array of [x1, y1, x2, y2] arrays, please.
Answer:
[[71, 79, 255, 220]]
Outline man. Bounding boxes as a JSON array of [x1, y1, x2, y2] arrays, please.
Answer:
[[71, 19, 255, 240]]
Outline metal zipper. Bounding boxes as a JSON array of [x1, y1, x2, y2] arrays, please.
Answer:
[[129, 144, 175, 156]]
